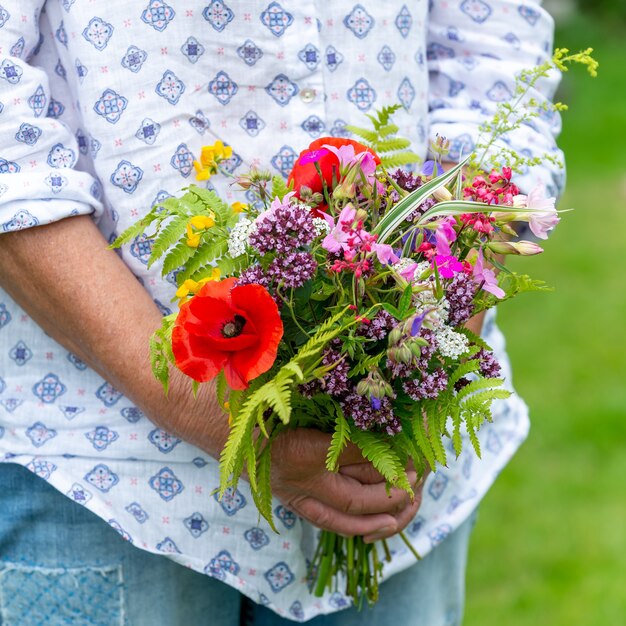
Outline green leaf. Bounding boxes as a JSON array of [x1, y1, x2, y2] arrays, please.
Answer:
[[398, 284, 413, 318], [148, 314, 176, 394], [374, 158, 469, 244], [349, 427, 412, 495], [380, 152, 422, 169], [252, 443, 278, 532], [216, 371, 227, 407], [380, 301, 401, 319], [456, 376, 504, 404], [348, 352, 384, 377], [176, 239, 227, 283], [411, 412, 437, 471], [147, 214, 190, 268], [271, 175, 293, 201], [448, 359, 481, 386], [326, 411, 351, 472], [162, 241, 197, 275]]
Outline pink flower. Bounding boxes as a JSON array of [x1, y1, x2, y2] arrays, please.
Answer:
[[472, 250, 505, 299], [372, 242, 399, 265], [526, 185, 559, 239], [433, 254, 465, 279], [396, 261, 419, 282], [435, 216, 457, 256], [322, 205, 356, 254]]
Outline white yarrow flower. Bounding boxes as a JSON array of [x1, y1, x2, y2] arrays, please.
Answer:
[[228, 217, 254, 258], [435, 326, 469, 359], [312, 217, 331, 237]]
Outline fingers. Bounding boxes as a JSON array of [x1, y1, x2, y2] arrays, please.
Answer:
[[288, 495, 399, 537], [363, 484, 423, 543], [337, 441, 367, 466], [338, 462, 384, 484], [308, 471, 417, 517]]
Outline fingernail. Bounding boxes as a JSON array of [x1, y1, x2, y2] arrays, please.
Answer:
[[363, 525, 396, 543]]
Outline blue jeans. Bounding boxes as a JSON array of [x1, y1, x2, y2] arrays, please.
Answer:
[[0, 463, 475, 625]]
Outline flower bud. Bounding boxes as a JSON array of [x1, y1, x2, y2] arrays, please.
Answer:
[[388, 325, 403, 346], [395, 344, 414, 364], [487, 240, 543, 256], [432, 186, 453, 203]]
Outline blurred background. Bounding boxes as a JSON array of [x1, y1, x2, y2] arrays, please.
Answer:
[[466, 2, 626, 624]]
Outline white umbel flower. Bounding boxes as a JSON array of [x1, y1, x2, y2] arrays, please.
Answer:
[[312, 217, 331, 237], [435, 325, 469, 359], [227, 217, 254, 258]]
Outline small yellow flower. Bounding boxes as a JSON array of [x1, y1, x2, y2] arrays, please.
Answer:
[[175, 269, 221, 303], [194, 142, 233, 181], [190, 214, 215, 230], [223, 401, 230, 411], [185, 213, 215, 247], [231, 202, 248, 214], [185, 224, 201, 248]]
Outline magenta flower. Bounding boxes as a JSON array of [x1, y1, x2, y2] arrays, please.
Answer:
[[298, 148, 330, 165], [435, 217, 457, 256], [433, 254, 464, 279], [472, 249, 505, 299]]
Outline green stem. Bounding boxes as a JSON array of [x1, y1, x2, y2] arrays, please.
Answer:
[[398, 531, 422, 561]]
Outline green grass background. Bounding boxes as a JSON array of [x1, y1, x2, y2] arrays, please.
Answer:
[[465, 14, 626, 626]]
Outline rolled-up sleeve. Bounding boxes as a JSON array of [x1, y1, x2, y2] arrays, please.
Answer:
[[427, 0, 565, 195], [0, 1, 101, 233]]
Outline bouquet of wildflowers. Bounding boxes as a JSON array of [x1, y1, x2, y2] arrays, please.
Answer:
[[112, 50, 596, 606]]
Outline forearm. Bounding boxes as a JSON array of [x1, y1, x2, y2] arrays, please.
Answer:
[[0, 215, 228, 458]]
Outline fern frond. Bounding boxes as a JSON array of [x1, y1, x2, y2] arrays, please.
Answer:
[[344, 125, 379, 144], [216, 371, 227, 408], [456, 377, 504, 404], [350, 427, 412, 495], [147, 214, 190, 267], [412, 412, 437, 471], [148, 314, 176, 393], [162, 241, 197, 275], [326, 411, 350, 472], [375, 137, 411, 153], [176, 239, 227, 283], [424, 404, 448, 467], [381, 152, 422, 169], [253, 444, 278, 532], [449, 359, 481, 386], [216, 254, 247, 277], [271, 175, 293, 201], [109, 209, 161, 249], [376, 123, 400, 138]]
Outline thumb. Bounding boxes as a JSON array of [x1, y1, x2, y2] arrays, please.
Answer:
[[337, 442, 367, 466]]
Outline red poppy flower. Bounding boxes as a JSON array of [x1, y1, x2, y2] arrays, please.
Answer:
[[172, 277, 283, 390], [288, 137, 380, 214]]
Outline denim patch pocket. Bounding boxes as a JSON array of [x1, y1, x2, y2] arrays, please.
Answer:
[[0, 563, 124, 625]]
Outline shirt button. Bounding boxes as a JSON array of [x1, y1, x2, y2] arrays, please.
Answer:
[[300, 87, 316, 103]]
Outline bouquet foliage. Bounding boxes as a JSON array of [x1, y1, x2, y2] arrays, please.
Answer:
[[112, 48, 596, 606]]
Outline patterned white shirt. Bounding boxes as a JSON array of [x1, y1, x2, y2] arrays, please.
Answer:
[[0, 0, 563, 620]]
